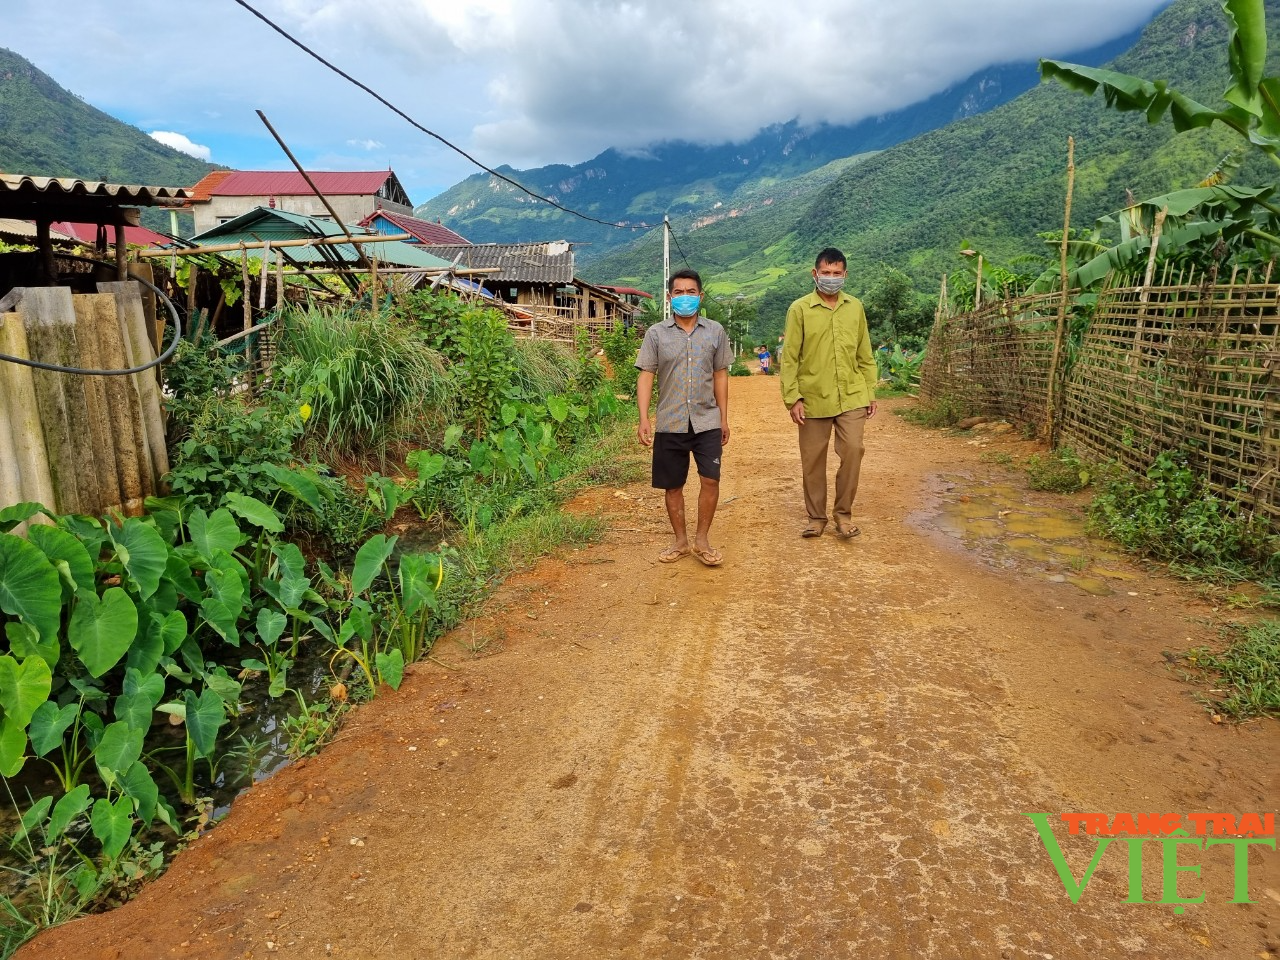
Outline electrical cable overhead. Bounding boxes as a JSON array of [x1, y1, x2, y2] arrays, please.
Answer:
[[669, 227, 694, 272], [231, 0, 648, 231]]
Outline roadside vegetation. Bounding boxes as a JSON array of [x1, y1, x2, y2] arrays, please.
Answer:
[[0, 290, 640, 955]]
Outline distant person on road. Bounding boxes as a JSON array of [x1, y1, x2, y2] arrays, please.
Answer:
[[636, 268, 732, 567], [757, 343, 772, 375], [780, 247, 878, 539]]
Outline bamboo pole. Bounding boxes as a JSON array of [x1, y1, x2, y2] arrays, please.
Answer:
[[1044, 136, 1076, 443], [257, 109, 372, 271], [0, 312, 55, 519], [114, 225, 128, 280], [1130, 207, 1168, 373], [136, 232, 412, 258], [19, 288, 86, 515], [91, 293, 148, 512], [72, 294, 124, 511], [974, 255, 983, 311]]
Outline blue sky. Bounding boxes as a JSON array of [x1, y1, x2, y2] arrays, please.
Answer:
[[5, 0, 1172, 205]]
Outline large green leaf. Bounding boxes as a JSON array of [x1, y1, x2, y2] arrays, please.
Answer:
[[1222, 0, 1268, 114], [375, 649, 405, 690], [0, 715, 28, 777], [48, 784, 92, 842], [68, 588, 140, 678], [15, 795, 53, 845], [0, 654, 53, 727], [261, 463, 323, 512], [114, 668, 166, 730], [224, 492, 285, 533], [187, 507, 243, 560], [90, 796, 134, 859], [255, 608, 287, 647], [94, 721, 144, 788], [199, 566, 245, 646], [121, 761, 160, 827], [164, 553, 203, 603], [5, 621, 59, 673], [28, 700, 79, 757], [110, 519, 168, 601], [263, 542, 311, 611], [546, 395, 569, 423], [0, 502, 43, 533], [183, 688, 226, 759], [397, 553, 440, 618], [351, 534, 397, 596], [0, 534, 62, 643], [28, 525, 95, 594]]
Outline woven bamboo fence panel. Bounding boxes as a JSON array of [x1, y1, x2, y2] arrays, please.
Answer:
[[920, 267, 1280, 526], [1057, 269, 1280, 525], [919, 292, 1061, 426]]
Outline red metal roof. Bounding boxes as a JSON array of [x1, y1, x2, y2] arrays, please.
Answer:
[[598, 285, 654, 299], [49, 221, 172, 247], [357, 209, 468, 245], [204, 171, 395, 197]]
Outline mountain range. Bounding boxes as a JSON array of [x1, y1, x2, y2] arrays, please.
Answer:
[[414, 27, 1144, 266], [583, 0, 1280, 331]]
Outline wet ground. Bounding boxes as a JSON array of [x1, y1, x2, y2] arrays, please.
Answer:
[[16, 378, 1280, 960]]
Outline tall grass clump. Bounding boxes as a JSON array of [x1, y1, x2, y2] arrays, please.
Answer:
[[513, 339, 576, 399], [274, 302, 454, 455]]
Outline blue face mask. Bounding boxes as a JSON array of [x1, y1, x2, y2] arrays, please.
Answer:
[[670, 294, 701, 317]]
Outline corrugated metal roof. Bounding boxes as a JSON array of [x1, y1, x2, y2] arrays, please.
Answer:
[[359, 209, 468, 245], [185, 206, 453, 270], [597, 285, 654, 299], [206, 171, 395, 197], [420, 242, 575, 284], [0, 218, 74, 243], [50, 221, 172, 247], [0, 174, 190, 203]]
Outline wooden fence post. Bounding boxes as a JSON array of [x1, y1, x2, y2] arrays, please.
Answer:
[[1044, 136, 1076, 444]]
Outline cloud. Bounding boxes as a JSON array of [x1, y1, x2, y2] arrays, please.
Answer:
[[149, 131, 212, 161], [4, 0, 1175, 197]]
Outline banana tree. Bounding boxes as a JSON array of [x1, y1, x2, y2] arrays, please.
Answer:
[[1041, 0, 1280, 166]]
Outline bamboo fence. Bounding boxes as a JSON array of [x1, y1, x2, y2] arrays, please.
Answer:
[[920, 262, 1280, 526]]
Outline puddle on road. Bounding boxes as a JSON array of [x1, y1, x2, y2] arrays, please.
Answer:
[[915, 474, 1141, 597]]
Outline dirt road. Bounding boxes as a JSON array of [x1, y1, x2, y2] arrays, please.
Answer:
[[20, 375, 1280, 959]]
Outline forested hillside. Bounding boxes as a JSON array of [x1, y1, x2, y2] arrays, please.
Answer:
[[585, 0, 1276, 334], [0, 47, 215, 189]]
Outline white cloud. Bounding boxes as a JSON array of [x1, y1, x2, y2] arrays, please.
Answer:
[[148, 131, 212, 161], [5, 0, 1175, 197]]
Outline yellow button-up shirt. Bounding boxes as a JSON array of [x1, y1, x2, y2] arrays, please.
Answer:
[[779, 290, 877, 417]]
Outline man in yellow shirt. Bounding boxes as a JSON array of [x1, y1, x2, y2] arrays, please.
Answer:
[[780, 247, 878, 539]]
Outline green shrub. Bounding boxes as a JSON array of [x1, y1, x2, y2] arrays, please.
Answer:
[[273, 303, 452, 455], [899, 394, 969, 428], [1026, 447, 1091, 493], [600, 323, 642, 396], [1088, 451, 1278, 575]]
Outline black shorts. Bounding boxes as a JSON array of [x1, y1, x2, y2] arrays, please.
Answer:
[[652, 426, 722, 488]]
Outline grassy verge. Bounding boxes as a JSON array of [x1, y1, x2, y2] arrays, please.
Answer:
[[1177, 621, 1280, 720]]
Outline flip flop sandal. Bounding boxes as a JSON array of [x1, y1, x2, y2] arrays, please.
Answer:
[[835, 525, 861, 539], [692, 546, 723, 567], [801, 524, 826, 538], [658, 546, 690, 563]]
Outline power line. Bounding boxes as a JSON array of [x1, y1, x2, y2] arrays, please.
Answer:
[[231, 0, 640, 230], [669, 227, 694, 272]]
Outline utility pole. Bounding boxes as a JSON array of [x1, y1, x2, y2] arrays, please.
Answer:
[[663, 216, 671, 321]]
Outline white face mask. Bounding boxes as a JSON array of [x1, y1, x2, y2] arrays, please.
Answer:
[[815, 275, 846, 295]]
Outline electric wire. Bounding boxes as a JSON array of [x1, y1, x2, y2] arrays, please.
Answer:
[[0, 254, 183, 374], [231, 0, 648, 231]]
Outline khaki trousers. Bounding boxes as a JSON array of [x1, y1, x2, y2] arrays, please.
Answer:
[[798, 407, 868, 526]]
